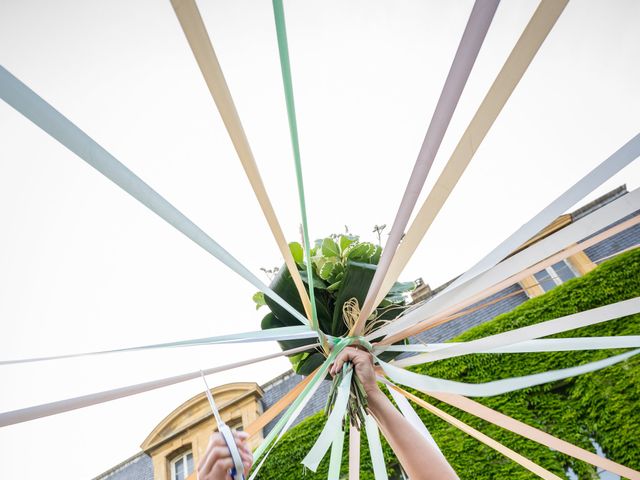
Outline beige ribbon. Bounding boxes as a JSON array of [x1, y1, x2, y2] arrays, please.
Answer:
[[349, 424, 361, 480], [170, 0, 314, 325], [368, 0, 569, 314], [390, 385, 562, 480], [430, 392, 640, 479], [378, 216, 640, 346], [245, 371, 316, 438]]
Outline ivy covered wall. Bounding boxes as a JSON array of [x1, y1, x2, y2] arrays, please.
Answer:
[[255, 248, 640, 479]]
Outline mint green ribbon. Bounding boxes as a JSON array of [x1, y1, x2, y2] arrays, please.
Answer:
[[272, 0, 320, 336], [250, 337, 355, 478]]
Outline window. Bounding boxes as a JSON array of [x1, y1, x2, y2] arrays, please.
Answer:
[[171, 450, 194, 480], [532, 260, 578, 293]]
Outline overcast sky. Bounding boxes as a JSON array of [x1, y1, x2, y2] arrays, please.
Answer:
[[1, 0, 639, 478]]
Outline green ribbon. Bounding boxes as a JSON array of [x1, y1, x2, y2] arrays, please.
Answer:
[[250, 337, 355, 477], [271, 0, 320, 337]]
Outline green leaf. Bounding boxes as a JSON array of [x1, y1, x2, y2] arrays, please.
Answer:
[[321, 237, 340, 257], [300, 269, 328, 289], [371, 244, 382, 264], [295, 351, 326, 376], [347, 242, 376, 262], [288, 242, 304, 265], [339, 235, 357, 253], [318, 257, 340, 281], [387, 280, 416, 295], [327, 280, 342, 292], [331, 261, 377, 335], [252, 291, 267, 310]]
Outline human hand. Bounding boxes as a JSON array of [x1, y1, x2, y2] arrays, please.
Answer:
[[329, 346, 380, 396], [197, 430, 253, 480]]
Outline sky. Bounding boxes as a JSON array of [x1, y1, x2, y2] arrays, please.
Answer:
[[0, 0, 639, 478]]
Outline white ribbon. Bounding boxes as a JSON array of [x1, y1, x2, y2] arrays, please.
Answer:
[[0, 343, 318, 428], [328, 428, 345, 480], [302, 368, 353, 471], [440, 133, 640, 296], [392, 297, 640, 367], [380, 336, 640, 355], [385, 384, 446, 457], [380, 348, 640, 397], [0, 325, 317, 365], [373, 186, 640, 340], [0, 65, 308, 327], [364, 414, 389, 480]]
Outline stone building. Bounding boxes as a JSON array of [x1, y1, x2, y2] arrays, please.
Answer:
[[93, 186, 639, 480]]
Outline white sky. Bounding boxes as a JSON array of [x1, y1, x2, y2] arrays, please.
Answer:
[[0, 0, 639, 478]]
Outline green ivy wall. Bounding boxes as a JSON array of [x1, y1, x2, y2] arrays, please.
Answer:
[[256, 248, 640, 480]]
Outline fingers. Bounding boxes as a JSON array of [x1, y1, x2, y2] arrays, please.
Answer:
[[330, 346, 372, 376], [198, 446, 231, 478], [197, 431, 253, 478]]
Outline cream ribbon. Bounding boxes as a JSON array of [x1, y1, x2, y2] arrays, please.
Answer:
[[389, 384, 562, 480], [0, 343, 318, 428], [367, 0, 570, 314], [429, 392, 640, 479], [352, 0, 500, 334], [170, 0, 314, 325]]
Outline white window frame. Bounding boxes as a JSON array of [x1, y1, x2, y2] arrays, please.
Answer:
[[538, 260, 579, 292], [170, 450, 194, 480]]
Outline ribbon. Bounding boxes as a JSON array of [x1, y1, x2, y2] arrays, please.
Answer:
[[272, 0, 323, 347], [385, 384, 449, 464], [170, 0, 315, 326], [0, 343, 318, 428], [380, 348, 640, 397], [440, 132, 640, 295], [0, 325, 317, 366], [382, 218, 640, 346], [374, 188, 640, 342], [381, 336, 640, 355], [349, 425, 361, 480], [250, 337, 355, 478], [245, 372, 315, 438], [389, 297, 640, 367], [364, 414, 389, 480], [328, 427, 345, 479], [368, 0, 570, 316], [302, 367, 353, 471], [390, 385, 562, 480], [429, 392, 640, 479], [352, 0, 500, 334], [0, 65, 309, 328], [379, 217, 640, 345]]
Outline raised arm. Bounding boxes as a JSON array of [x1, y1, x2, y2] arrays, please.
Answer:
[[330, 346, 458, 480]]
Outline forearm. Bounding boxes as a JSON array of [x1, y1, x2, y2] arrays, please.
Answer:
[[367, 389, 458, 480]]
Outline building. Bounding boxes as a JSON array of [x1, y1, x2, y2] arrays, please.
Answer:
[[93, 186, 639, 480]]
